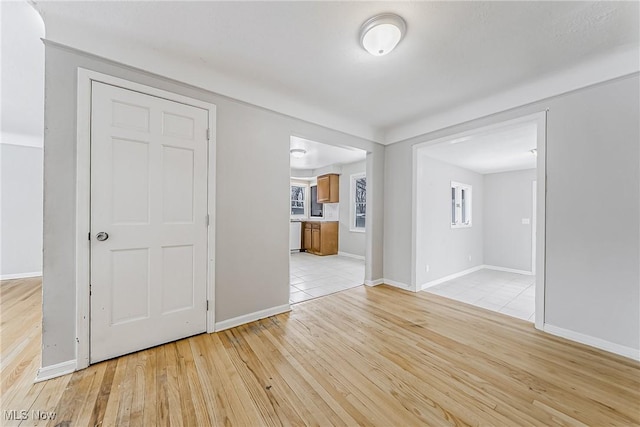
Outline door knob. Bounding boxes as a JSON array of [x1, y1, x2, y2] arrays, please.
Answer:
[[96, 232, 109, 241]]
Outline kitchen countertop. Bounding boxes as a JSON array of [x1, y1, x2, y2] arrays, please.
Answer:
[[290, 219, 337, 223]]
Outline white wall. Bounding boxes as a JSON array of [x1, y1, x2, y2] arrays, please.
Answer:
[[0, 141, 43, 278], [1, 2, 45, 280], [385, 74, 640, 354], [338, 160, 366, 258], [1, 2, 45, 137], [483, 169, 536, 272], [415, 155, 483, 286], [40, 42, 384, 367]]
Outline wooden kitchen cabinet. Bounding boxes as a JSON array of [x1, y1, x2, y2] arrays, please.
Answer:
[[317, 174, 339, 203], [303, 226, 312, 251], [302, 221, 338, 255], [311, 228, 321, 253]]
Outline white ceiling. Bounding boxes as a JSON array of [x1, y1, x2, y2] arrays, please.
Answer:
[[290, 136, 366, 170], [1, 1, 45, 139], [420, 121, 537, 175], [26, 2, 640, 144]]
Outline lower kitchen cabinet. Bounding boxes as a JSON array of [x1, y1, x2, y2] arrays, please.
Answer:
[[302, 221, 338, 255]]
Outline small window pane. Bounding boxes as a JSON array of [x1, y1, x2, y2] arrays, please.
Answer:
[[451, 187, 456, 224], [461, 188, 466, 223], [355, 203, 366, 228], [451, 182, 472, 227], [310, 185, 323, 217], [291, 185, 305, 216], [353, 177, 366, 229]]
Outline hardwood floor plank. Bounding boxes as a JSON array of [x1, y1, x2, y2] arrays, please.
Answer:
[[27, 375, 71, 426], [342, 287, 639, 425], [234, 322, 342, 426], [154, 342, 171, 427], [295, 303, 500, 426], [212, 330, 288, 427], [174, 339, 206, 427], [51, 361, 105, 425], [163, 343, 186, 426], [100, 356, 129, 426], [2, 279, 639, 427], [256, 318, 362, 426], [258, 318, 388, 426], [206, 332, 266, 426]]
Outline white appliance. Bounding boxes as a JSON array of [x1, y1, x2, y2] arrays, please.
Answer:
[[290, 221, 302, 251]]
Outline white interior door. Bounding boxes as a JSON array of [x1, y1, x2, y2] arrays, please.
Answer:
[[90, 81, 209, 363]]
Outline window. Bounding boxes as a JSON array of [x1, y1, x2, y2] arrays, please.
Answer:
[[310, 185, 323, 217], [291, 184, 306, 217], [451, 181, 472, 228], [350, 173, 366, 231]]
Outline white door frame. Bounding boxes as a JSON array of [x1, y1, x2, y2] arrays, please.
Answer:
[[75, 69, 217, 370], [411, 111, 547, 330], [532, 180, 537, 276]]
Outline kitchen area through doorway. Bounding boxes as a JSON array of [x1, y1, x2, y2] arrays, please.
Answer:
[[289, 137, 367, 303]]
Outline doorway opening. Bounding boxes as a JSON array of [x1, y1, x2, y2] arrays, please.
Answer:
[[289, 136, 368, 303], [413, 113, 546, 327]]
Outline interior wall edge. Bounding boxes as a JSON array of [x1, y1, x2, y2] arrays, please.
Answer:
[[543, 324, 640, 362]]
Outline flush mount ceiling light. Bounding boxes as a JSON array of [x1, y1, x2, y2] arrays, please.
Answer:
[[359, 13, 407, 56], [290, 148, 307, 158]]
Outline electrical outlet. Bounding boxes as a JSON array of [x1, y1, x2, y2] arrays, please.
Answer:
[[468, 255, 472, 262], [425, 264, 430, 273]]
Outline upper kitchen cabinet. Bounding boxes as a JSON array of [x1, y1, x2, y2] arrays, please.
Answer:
[[317, 173, 339, 203]]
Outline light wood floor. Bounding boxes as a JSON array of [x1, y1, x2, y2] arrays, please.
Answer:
[[2, 277, 639, 426]]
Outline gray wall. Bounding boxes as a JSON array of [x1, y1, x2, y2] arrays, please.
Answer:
[[415, 155, 484, 285], [383, 142, 412, 286], [338, 160, 366, 257], [42, 42, 384, 366], [0, 143, 43, 277], [483, 169, 536, 272], [384, 73, 640, 351]]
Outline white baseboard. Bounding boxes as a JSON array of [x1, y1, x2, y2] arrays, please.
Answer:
[[1, 271, 42, 281], [338, 252, 365, 261], [543, 324, 640, 362], [383, 278, 413, 291], [483, 265, 534, 276], [364, 278, 383, 286], [419, 265, 484, 290], [215, 304, 291, 332], [34, 359, 76, 383]]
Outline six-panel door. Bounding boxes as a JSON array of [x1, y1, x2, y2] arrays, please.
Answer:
[[90, 81, 209, 363]]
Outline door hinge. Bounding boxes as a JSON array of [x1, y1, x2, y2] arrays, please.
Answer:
[[206, 128, 211, 141], [89, 284, 92, 296], [206, 300, 209, 311], [88, 232, 91, 241], [205, 214, 210, 226]]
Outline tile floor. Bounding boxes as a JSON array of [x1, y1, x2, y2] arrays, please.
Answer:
[[290, 252, 365, 304], [424, 268, 535, 322]]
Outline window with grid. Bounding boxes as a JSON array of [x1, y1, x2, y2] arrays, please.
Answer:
[[291, 185, 306, 217], [451, 181, 472, 228], [351, 174, 366, 231]]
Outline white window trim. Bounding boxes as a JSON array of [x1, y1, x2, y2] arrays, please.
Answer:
[[350, 173, 366, 233], [451, 181, 472, 229], [290, 181, 309, 219]]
